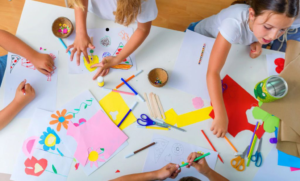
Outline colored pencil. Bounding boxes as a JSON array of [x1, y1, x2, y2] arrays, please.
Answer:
[[224, 135, 238, 153], [116, 70, 143, 89], [117, 102, 138, 127], [201, 130, 224, 163], [125, 142, 156, 158], [58, 38, 71, 55], [102, 87, 135, 96], [121, 78, 145, 102], [180, 152, 211, 167], [144, 93, 154, 117], [248, 123, 260, 158], [247, 121, 259, 156], [247, 124, 260, 167], [198, 43, 206, 64]]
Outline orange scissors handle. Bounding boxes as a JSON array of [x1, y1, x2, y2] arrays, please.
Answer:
[[231, 156, 245, 171]]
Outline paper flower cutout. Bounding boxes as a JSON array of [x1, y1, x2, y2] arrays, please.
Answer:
[[39, 127, 61, 151], [87, 147, 106, 168], [252, 107, 279, 133], [50, 109, 73, 131], [24, 156, 47, 176]]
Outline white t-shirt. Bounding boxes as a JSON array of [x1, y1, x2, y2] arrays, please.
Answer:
[[88, 0, 158, 23], [194, 4, 257, 45]]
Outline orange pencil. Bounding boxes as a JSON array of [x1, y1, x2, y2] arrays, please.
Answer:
[[224, 135, 238, 153], [115, 70, 143, 89], [201, 130, 224, 163]]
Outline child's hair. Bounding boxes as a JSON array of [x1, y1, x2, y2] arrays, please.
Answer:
[[68, 0, 143, 26], [179, 177, 201, 181], [231, 0, 299, 18]]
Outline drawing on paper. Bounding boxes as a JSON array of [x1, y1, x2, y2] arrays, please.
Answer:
[[102, 52, 111, 58], [153, 138, 169, 163], [100, 36, 111, 47], [39, 127, 61, 151], [87, 147, 106, 168], [164, 154, 172, 162], [73, 118, 86, 127], [24, 156, 48, 176], [111, 42, 133, 70], [50, 109, 73, 132], [21, 58, 36, 70], [47, 53, 57, 81], [172, 143, 184, 156], [66, 98, 94, 118], [118, 30, 129, 41], [10, 55, 21, 73], [83, 50, 99, 72]]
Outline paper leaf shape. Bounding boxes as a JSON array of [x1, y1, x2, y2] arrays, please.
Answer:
[[252, 107, 279, 133], [52, 164, 57, 174]]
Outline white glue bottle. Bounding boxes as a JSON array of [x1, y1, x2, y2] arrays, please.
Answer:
[[97, 76, 104, 87]]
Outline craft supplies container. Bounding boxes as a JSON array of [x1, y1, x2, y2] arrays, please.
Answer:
[[148, 68, 168, 88], [52, 17, 73, 38]]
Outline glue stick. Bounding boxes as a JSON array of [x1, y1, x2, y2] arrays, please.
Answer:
[[97, 76, 104, 87]]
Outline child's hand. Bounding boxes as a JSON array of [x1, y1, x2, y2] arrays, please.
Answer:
[[210, 116, 228, 138], [250, 42, 262, 59], [13, 80, 35, 106], [31, 53, 54, 76], [186, 152, 212, 175], [91, 56, 119, 79], [66, 33, 95, 66], [154, 163, 180, 180]]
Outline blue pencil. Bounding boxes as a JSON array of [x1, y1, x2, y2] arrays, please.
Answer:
[[117, 102, 138, 127], [58, 38, 71, 55], [121, 78, 145, 102]]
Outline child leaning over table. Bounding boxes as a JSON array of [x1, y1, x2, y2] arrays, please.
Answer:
[[0, 30, 54, 130], [187, 0, 299, 138], [111, 152, 228, 181]]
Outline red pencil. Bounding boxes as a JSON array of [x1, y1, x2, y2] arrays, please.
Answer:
[[201, 130, 224, 163]]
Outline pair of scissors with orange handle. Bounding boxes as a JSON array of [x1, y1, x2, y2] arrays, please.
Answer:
[[231, 146, 249, 171]]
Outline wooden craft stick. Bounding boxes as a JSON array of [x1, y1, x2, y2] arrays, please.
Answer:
[[153, 94, 162, 119], [156, 94, 166, 119], [149, 93, 157, 118], [144, 93, 154, 117], [90, 37, 93, 44]]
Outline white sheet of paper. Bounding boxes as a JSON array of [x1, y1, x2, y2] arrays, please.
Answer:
[[11, 109, 73, 181], [266, 53, 285, 76], [65, 28, 136, 74], [168, 30, 214, 101], [4, 50, 58, 119], [143, 134, 218, 181], [253, 146, 300, 181]]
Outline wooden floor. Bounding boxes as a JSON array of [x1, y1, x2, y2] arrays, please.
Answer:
[[0, 0, 232, 56]]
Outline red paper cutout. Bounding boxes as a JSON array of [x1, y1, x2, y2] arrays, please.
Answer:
[[24, 156, 47, 176], [274, 58, 285, 74], [116, 170, 120, 173], [75, 163, 79, 170], [209, 75, 258, 137], [255, 122, 265, 139]]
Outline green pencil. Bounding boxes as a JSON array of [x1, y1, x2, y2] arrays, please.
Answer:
[[180, 152, 210, 168]]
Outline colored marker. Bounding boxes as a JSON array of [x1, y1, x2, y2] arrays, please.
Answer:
[[136, 125, 169, 131], [125, 142, 156, 158], [58, 38, 71, 55], [117, 102, 138, 127], [180, 152, 210, 167], [201, 130, 224, 163], [198, 43, 206, 64], [121, 78, 145, 102], [116, 70, 143, 89], [102, 87, 135, 96]]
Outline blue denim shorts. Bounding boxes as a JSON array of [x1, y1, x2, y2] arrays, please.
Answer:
[[186, 20, 202, 32], [0, 55, 7, 87]]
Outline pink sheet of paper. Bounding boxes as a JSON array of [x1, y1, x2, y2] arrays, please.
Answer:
[[291, 167, 300, 171], [67, 110, 128, 166]]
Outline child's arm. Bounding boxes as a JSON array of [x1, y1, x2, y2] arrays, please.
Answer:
[[207, 33, 231, 138], [111, 163, 180, 181], [186, 152, 229, 181], [66, 0, 95, 66], [0, 30, 54, 75], [91, 21, 152, 79], [0, 80, 35, 130]]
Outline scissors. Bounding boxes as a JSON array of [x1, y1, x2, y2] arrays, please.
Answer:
[[137, 114, 169, 128], [251, 138, 263, 167], [154, 119, 186, 132], [231, 146, 248, 171]]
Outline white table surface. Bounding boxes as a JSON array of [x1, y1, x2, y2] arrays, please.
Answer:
[[0, 1, 284, 180]]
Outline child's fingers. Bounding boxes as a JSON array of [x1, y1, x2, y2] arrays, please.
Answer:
[[90, 63, 101, 68], [216, 130, 222, 138], [221, 132, 226, 138], [39, 69, 50, 75], [88, 43, 95, 49], [93, 68, 104, 80], [213, 129, 217, 135], [76, 51, 81, 66], [66, 44, 74, 53], [18, 80, 26, 90], [83, 50, 90, 64], [70, 48, 77, 61]]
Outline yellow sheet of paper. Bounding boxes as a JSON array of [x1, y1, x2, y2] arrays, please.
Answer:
[[99, 92, 136, 130], [164, 106, 213, 127]]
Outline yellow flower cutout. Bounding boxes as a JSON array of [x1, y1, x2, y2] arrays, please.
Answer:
[[50, 109, 73, 131]]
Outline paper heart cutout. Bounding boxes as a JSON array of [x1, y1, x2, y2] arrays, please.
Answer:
[[24, 156, 48, 176], [252, 107, 279, 133], [274, 58, 285, 74]]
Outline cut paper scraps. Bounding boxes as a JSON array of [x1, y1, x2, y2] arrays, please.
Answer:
[[266, 53, 285, 76], [291, 167, 300, 172], [66, 110, 128, 166], [278, 149, 300, 169], [192, 97, 204, 109], [209, 75, 260, 138], [115, 169, 120, 173], [23, 136, 39, 159], [10, 55, 21, 73], [252, 106, 279, 133], [164, 106, 212, 127], [24, 156, 48, 176], [112, 42, 133, 70], [73, 118, 86, 127], [99, 92, 136, 130], [274, 58, 285, 74]]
